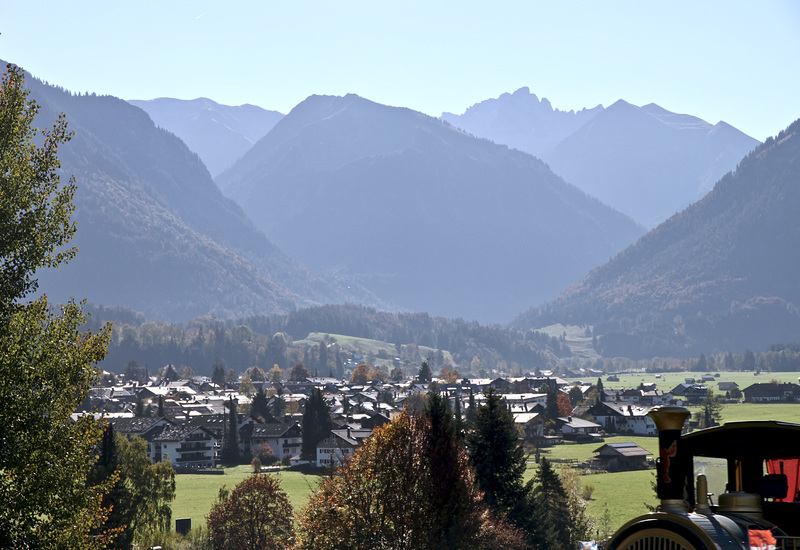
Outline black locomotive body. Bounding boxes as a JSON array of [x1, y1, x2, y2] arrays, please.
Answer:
[[606, 406, 800, 550]]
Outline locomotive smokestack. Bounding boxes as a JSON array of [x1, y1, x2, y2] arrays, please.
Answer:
[[648, 405, 691, 512]]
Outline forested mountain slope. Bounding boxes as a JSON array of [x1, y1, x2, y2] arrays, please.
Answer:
[[18, 67, 373, 321], [218, 94, 645, 323], [513, 119, 800, 357]]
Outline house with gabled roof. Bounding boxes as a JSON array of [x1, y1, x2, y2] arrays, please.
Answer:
[[315, 427, 372, 468], [670, 383, 708, 404], [513, 411, 545, 442], [590, 442, 652, 471], [110, 416, 173, 441], [239, 419, 302, 461], [148, 424, 218, 468], [585, 401, 656, 435], [743, 382, 800, 403], [557, 416, 602, 439]]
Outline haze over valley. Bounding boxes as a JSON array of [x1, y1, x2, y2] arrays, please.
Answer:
[[10, 55, 799, 362]]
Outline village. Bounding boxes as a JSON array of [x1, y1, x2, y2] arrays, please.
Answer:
[[80, 368, 800, 474]]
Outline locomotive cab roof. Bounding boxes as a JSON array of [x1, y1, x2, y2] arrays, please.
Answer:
[[683, 420, 800, 461]]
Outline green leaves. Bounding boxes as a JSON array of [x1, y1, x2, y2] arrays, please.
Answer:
[[0, 64, 113, 548], [0, 64, 77, 312]]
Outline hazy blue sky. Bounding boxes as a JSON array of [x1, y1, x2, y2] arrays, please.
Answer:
[[1, 1, 798, 141]]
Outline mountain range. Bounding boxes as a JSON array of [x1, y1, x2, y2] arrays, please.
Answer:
[[21, 71, 374, 322], [217, 93, 644, 323], [128, 97, 283, 177], [15, 58, 800, 358], [442, 88, 759, 227], [512, 118, 800, 357]]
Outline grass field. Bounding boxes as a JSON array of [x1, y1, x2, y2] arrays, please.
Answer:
[[295, 332, 454, 372], [573, 371, 800, 392], [171, 466, 322, 528]]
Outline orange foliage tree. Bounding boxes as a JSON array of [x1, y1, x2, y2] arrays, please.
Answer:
[[206, 474, 294, 550], [296, 408, 525, 550]]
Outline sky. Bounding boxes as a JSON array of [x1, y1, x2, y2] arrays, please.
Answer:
[[1, 1, 798, 141]]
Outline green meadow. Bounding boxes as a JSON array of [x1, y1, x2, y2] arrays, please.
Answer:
[[577, 371, 800, 393], [171, 466, 322, 528]]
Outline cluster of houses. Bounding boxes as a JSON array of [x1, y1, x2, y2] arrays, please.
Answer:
[[81, 371, 800, 473]]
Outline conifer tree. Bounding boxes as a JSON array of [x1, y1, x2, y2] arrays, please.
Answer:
[[417, 359, 432, 383], [251, 387, 273, 423], [466, 388, 527, 517], [301, 388, 333, 461], [524, 458, 574, 550], [221, 397, 240, 465]]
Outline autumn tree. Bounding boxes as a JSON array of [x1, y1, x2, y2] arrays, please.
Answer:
[[0, 62, 114, 548], [440, 366, 460, 383], [268, 364, 284, 382], [350, 362, 372, 384], [290, 361, 311, 381], [207, 474, 294, 550], [296, 409, 520, 550], [557, 392, 573, 417]]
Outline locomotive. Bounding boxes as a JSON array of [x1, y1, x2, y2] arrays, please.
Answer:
[[606, 405, 800, 550]]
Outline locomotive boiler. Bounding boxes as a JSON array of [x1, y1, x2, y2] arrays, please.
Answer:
[[606, 405, 800, 550]]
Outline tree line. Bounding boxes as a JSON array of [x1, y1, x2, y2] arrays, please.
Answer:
[[85, 302, 564, 379]]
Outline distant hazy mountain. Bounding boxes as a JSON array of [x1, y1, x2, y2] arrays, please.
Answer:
[[441, 87, 602, 158], [128, 97, 283, 177], [512, 118, 800, 357], [21, 71, 372, 322], [442, 89, 759, 227], [218, 94, 645, 324]]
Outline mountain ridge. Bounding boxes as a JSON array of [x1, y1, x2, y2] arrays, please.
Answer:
[[512, 118, 800, 357], [442, 89, 760, 227], [218, 93, 645, 323], [12, 65, 375, 322], [128, 97, 283, 177]]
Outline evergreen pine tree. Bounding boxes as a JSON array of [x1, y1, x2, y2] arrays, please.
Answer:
[[301, 388, 333, 461], [453, 394, 464, 441], [221, 397, 240, 465], [524, 458, 573, 550], [466, 387, 526, 517], [87, 424, 134, 548], [417, 359, 432, 383], [135, 395, 144, 417], [422, 390, 478, 549], [250, 387, 273, 423], [211, 358, 227, 388]]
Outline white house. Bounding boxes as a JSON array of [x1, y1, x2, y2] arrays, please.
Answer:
[[148, 424, 218, 468], [316, 428, 372, 468]]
